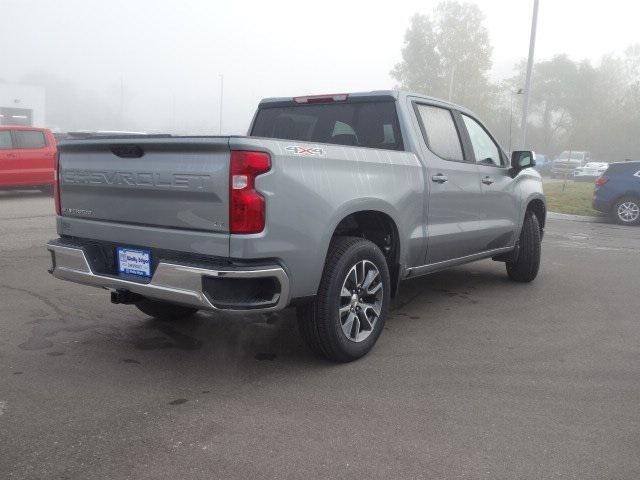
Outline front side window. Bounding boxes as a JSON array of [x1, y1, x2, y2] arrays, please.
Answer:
[[416, 104, 464, 161], [14, 130, 47, 149], [462, 115, 502, 166], [0, 131, 12, 149]]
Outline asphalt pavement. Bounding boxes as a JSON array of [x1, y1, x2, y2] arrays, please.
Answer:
[[1, 191, 640, 479]]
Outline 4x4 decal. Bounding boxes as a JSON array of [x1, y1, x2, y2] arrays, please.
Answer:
[[285, 145, 326, 156]]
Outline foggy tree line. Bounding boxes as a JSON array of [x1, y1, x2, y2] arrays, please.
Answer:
[[391, 1, 640, 162]]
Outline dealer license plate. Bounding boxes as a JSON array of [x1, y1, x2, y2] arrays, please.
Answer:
[[116, 247, 151, 277]]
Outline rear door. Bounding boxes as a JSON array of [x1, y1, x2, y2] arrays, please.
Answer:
[[13, 129, 53, 186], [412, 101, 485, 264], [458, 113, 518, 250]]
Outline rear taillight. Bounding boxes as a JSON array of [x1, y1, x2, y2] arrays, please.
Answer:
[[595, 176, 609, 187], [229, 150, 271, 234], [54, 151, 61, 215]]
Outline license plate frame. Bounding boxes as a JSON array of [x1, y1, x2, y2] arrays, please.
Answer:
[[116, 247, 152, 278]]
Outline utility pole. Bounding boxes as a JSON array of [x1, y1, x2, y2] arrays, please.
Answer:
[[172, 91, 176, 133], [120, 76, 124, 128], [448, 65, 455, 102], [219, 74, 224, 135], [521, 0, 539, 149], [508, 89, 523, 153]]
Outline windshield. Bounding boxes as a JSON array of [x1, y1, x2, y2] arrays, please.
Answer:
[[250, 101, 404, 151]]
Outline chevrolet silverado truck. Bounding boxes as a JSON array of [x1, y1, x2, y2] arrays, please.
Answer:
[[47, 91, 545, 362]]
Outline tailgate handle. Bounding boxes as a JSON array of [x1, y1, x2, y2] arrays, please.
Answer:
[[110, 145, 144, 158]]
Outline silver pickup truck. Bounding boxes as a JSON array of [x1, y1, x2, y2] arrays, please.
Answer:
[[47, 91, 545, 362]]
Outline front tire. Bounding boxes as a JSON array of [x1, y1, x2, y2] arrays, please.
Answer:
[[612, 196, 640, 225], [506, 212, 541, 282], [297, 236, 390, 362], [135, 299, 198, 320]]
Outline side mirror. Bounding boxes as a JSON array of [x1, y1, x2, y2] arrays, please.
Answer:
[[511, 150, 535, 174]]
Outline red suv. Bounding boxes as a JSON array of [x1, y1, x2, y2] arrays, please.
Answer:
[[0, 126, 57, 192]]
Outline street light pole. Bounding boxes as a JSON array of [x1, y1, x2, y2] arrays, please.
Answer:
[[219, 74, 224, 135], [508, 89, 523, 153], [521, 0, 539, 149], [448, 65, 455, 102]]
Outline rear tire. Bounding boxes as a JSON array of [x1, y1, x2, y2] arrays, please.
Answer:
[[135, 299, 198, 320], [506, 212, 541, 283], [611, 196, 640, 225], [297, 236, 390, 362]]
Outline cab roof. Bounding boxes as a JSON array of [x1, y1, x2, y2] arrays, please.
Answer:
[[0, 125, 51, 132], [258, 90, 474, 115]]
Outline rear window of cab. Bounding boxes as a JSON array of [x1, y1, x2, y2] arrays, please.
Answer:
[[251, 101, 404, 151]]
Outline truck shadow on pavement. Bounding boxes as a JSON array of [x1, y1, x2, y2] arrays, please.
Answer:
[[99, 263, 510, 365], [16, 261, 512, 376]]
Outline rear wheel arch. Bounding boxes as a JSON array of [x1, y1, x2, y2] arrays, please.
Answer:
[[328, 210, 401, 297], [612, 191, 640, 205]]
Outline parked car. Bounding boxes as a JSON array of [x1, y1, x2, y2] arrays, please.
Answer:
[[533, 153, 551, 175], [593, 160, 640, 225], [0, 126, 57, 192], [573, 161, 609, 181], [551, 150, 591, 178], [46, 90, 546, 362]]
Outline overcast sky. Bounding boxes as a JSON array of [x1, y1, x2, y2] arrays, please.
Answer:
[[2, 0, 638, 133]]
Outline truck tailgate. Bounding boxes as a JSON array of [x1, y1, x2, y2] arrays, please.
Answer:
[[58, 137, 230, 233]]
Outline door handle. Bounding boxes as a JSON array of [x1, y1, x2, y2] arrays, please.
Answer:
[[431, 174, 448, 184], [481, 176, 494, 185]]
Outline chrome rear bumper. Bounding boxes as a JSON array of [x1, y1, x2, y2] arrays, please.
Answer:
[[46, 242, 290, 312]]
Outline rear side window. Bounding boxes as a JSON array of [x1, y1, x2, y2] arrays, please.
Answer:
[[14, 130, 46, 149], [415, 105, 463, 161], [0, 131, 12, 149], [251, 101, 404, 151]]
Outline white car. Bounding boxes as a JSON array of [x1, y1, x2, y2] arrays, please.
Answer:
[[573, 162, 608, 181]]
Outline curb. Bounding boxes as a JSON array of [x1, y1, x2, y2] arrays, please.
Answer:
[[547, 211, 607, 223]]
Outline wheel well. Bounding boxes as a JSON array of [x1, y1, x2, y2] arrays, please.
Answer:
[[332, 211, 401, 297], [527, 199, 546, 237], [613, 193, 640, 206]]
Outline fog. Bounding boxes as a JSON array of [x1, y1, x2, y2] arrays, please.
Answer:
[[2, 0, 640, 147]]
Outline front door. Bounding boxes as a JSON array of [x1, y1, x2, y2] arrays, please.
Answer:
[[459, 113, 518, 250], [412, 102, 486, 265]]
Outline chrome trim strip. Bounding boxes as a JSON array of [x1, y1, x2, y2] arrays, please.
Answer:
[[404, 246, 514, 278], [46, 243, 290, 312]]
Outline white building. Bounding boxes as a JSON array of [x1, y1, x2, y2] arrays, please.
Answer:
[[0, 83, 45, 127]]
